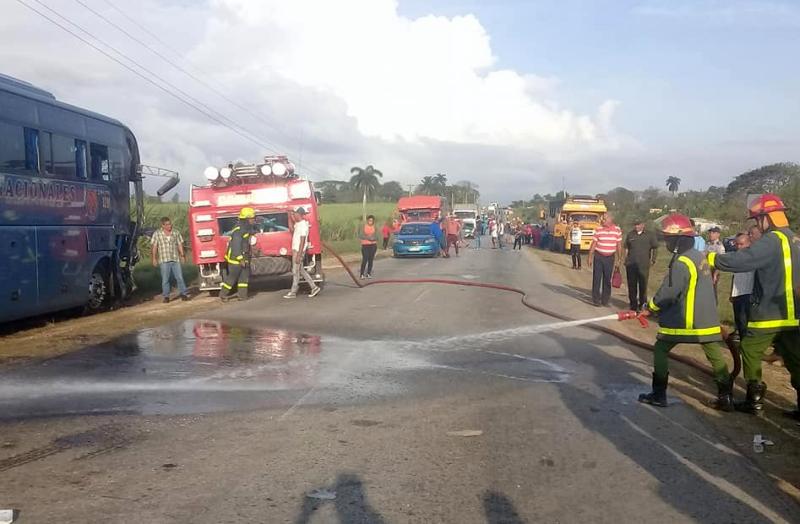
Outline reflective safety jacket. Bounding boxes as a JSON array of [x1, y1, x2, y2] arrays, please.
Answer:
[[648, 248, 722, 343], [225, 224, 252, 265], [709, 227, 800, 333]]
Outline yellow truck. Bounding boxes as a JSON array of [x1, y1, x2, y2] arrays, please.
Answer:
[[545, 196, 607, 252]]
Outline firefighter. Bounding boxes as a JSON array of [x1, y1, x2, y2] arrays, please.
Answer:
[[220, 207, 256, 302], [638, 214, 732, 410], [708, 194, 800, 419]]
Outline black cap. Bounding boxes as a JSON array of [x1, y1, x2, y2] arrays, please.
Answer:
[[294, 207, 308, 215], [708, 226, 721, 233]]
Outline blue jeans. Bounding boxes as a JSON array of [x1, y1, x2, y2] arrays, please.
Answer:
[[160, 261, 187, 297], [475, 234, 481, 248]]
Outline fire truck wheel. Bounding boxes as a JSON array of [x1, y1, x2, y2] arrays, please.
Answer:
[[249, 256, 292, 276], [85, 262, 111, 314]]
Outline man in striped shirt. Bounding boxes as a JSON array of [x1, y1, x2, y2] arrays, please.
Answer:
[[588, 213, 623, 306]]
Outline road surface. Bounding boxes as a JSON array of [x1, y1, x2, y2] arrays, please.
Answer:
[[1, 243, 798, 523]]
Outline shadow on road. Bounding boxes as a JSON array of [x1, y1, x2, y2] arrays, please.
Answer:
[[295, 472, 386, 524], [544, 329, 800, 522], [541, 282, 629, 310], [483, 490, 525, 524]]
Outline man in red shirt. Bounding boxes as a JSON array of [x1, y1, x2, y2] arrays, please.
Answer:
[[588, 213, 623, 306], [444, 214, 462, 257]]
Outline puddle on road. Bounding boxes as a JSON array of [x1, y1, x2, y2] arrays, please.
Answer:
[[0, 319, 571, 419]]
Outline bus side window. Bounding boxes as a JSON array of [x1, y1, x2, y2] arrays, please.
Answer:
[[75, 140, 88, 180], [108, 147, 124, 181], [24, 128, 39, 172], [40, 131, 53, 175], [52, 134, 77, 179], [90, 143, 110, 182], [0, 121, 32, 174]]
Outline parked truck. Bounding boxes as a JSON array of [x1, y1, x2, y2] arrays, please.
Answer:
[[545, 195, 607, 252], [396, 195, 447, 223], [453, 203, 480, 238]]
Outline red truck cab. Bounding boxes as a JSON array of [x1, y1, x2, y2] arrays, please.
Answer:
[[188, 156, 323, 292], [396, 195, 446, 223]]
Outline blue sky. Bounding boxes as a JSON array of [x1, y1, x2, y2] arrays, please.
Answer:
[[399, 0, 800, 148]]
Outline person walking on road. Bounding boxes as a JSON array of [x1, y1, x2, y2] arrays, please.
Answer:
[[490, 219, 498, 248], [639, 214, 732, 410], [444, 214, 462, 257], [570, 221, 583, 270], [729, 232, 754, 342], [473, 219, 483, 249], [151, 216, 190, 303], [381, 221, 392, 250], [358, 214, 379, 278], [220, 207, 256, 302], [430, 219, 445, 257], [708, 194, 800, 419], [513, 226, 524, 250], [624, 218, 658, 311], [284, 207, 321, 299], [497, 221, 505, 249], [588, 213, 623, 306]]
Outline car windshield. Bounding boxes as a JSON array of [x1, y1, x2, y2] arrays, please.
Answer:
[[218, 211, 290, 236], [454, 211, 475, 219], [399, 224, 431, 235], [567, 213, 599, 223]]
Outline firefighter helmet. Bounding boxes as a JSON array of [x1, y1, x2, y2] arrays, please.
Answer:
[[748, 193, 787, 218], [660, 213, 696, 237], [238, 207, 256, 219]]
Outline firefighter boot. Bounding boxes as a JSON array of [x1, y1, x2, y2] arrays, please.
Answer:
[[735, 381, 767, 415], [638, 373, 668, 407], [710, 378, 734, 412]]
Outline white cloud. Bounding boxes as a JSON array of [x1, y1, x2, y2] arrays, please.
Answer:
[[1, 0, 650, 201]]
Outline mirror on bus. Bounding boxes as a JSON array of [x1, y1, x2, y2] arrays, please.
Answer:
[[156, 176, 180, 196]]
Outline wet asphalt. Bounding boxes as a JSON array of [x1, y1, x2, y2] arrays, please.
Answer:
[[1, 240, 799, 523]]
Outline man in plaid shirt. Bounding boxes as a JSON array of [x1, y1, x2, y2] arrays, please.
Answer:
[[151, 216, 190, 303]]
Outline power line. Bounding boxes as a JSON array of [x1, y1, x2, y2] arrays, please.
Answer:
[[78, 0, 300, 152], [13, 0, 330, 179]]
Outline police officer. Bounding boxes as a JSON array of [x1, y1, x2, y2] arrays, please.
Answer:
[[639, 214, 732, 410], [708, 194, 800, 419], [220, 207, 256, 302]]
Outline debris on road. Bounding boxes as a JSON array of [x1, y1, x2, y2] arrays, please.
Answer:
[[446, 429, 483, 437], [306, 489, 336, 500], [752, 434, 774, 453], [0, 509, 18, 524]]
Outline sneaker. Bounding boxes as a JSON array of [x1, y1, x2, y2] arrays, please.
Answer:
[[366, 274, 373, 279], [359, 274, 365, 279], [309, 287, 322, 298], [283, 292, 297, 299], [162, 297, 170, 304], [180, 294, 190, 302]]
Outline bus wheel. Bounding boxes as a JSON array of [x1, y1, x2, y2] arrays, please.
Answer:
[[86, 264, 110, 313]]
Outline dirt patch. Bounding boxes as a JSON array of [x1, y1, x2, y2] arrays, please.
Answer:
[[527, 246, 800, 498]]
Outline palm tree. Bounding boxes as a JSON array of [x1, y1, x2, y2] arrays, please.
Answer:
[[433, 173, 448, 195], [666, 176, 681, 197], [418, 176, 437, 195], [350, 165, 383, 220]]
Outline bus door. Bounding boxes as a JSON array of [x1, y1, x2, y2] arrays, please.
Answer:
[[0, 227, 39, 320], [36, 226, 88, 309]]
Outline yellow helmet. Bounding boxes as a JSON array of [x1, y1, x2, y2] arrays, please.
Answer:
[[238, 207, 256, 219]]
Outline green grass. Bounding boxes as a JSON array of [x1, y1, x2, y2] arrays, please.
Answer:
[[318, 202, 397, 246]]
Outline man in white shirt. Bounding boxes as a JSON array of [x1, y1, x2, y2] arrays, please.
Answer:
[[730, 232, 754, 340], [284, 207, 321, 299]]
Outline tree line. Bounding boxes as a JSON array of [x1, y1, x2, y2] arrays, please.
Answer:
[[511, 163, 800, 232]]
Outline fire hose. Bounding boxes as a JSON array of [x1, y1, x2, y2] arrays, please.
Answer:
[[322, 241, 741, 380]]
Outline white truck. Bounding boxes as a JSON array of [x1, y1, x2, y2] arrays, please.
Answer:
[[453, 203, 480, 238]]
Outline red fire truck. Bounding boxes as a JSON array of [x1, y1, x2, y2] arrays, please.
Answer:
[[188, 156, 323, 293], [396, 195, 447, 223]]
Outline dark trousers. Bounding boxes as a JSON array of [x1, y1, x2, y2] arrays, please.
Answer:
[[570, 244, 581, 268], [221, 263, 250, 299], [360, 244, 377, 276], [732, 294, 751, 339], [382, 237, 390, 250], [592, 254, 615, 306], [626, 263, 649, 310], [446, 234, 459, 255], [513, 236, 523, 249]]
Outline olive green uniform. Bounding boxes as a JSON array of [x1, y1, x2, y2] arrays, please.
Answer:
[[709, 228, 800, 393], [647, 249, 729, 382]]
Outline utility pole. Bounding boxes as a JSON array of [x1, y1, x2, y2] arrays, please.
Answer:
[[406, 184, 415, 197]]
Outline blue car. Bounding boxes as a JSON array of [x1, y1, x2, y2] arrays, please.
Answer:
[[393, 222, 440, 257]]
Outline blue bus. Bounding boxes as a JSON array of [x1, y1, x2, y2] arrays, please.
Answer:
[[0, 74, 146, 323]]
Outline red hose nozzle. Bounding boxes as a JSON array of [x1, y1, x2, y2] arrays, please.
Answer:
[[617, 311, 638, 321]]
